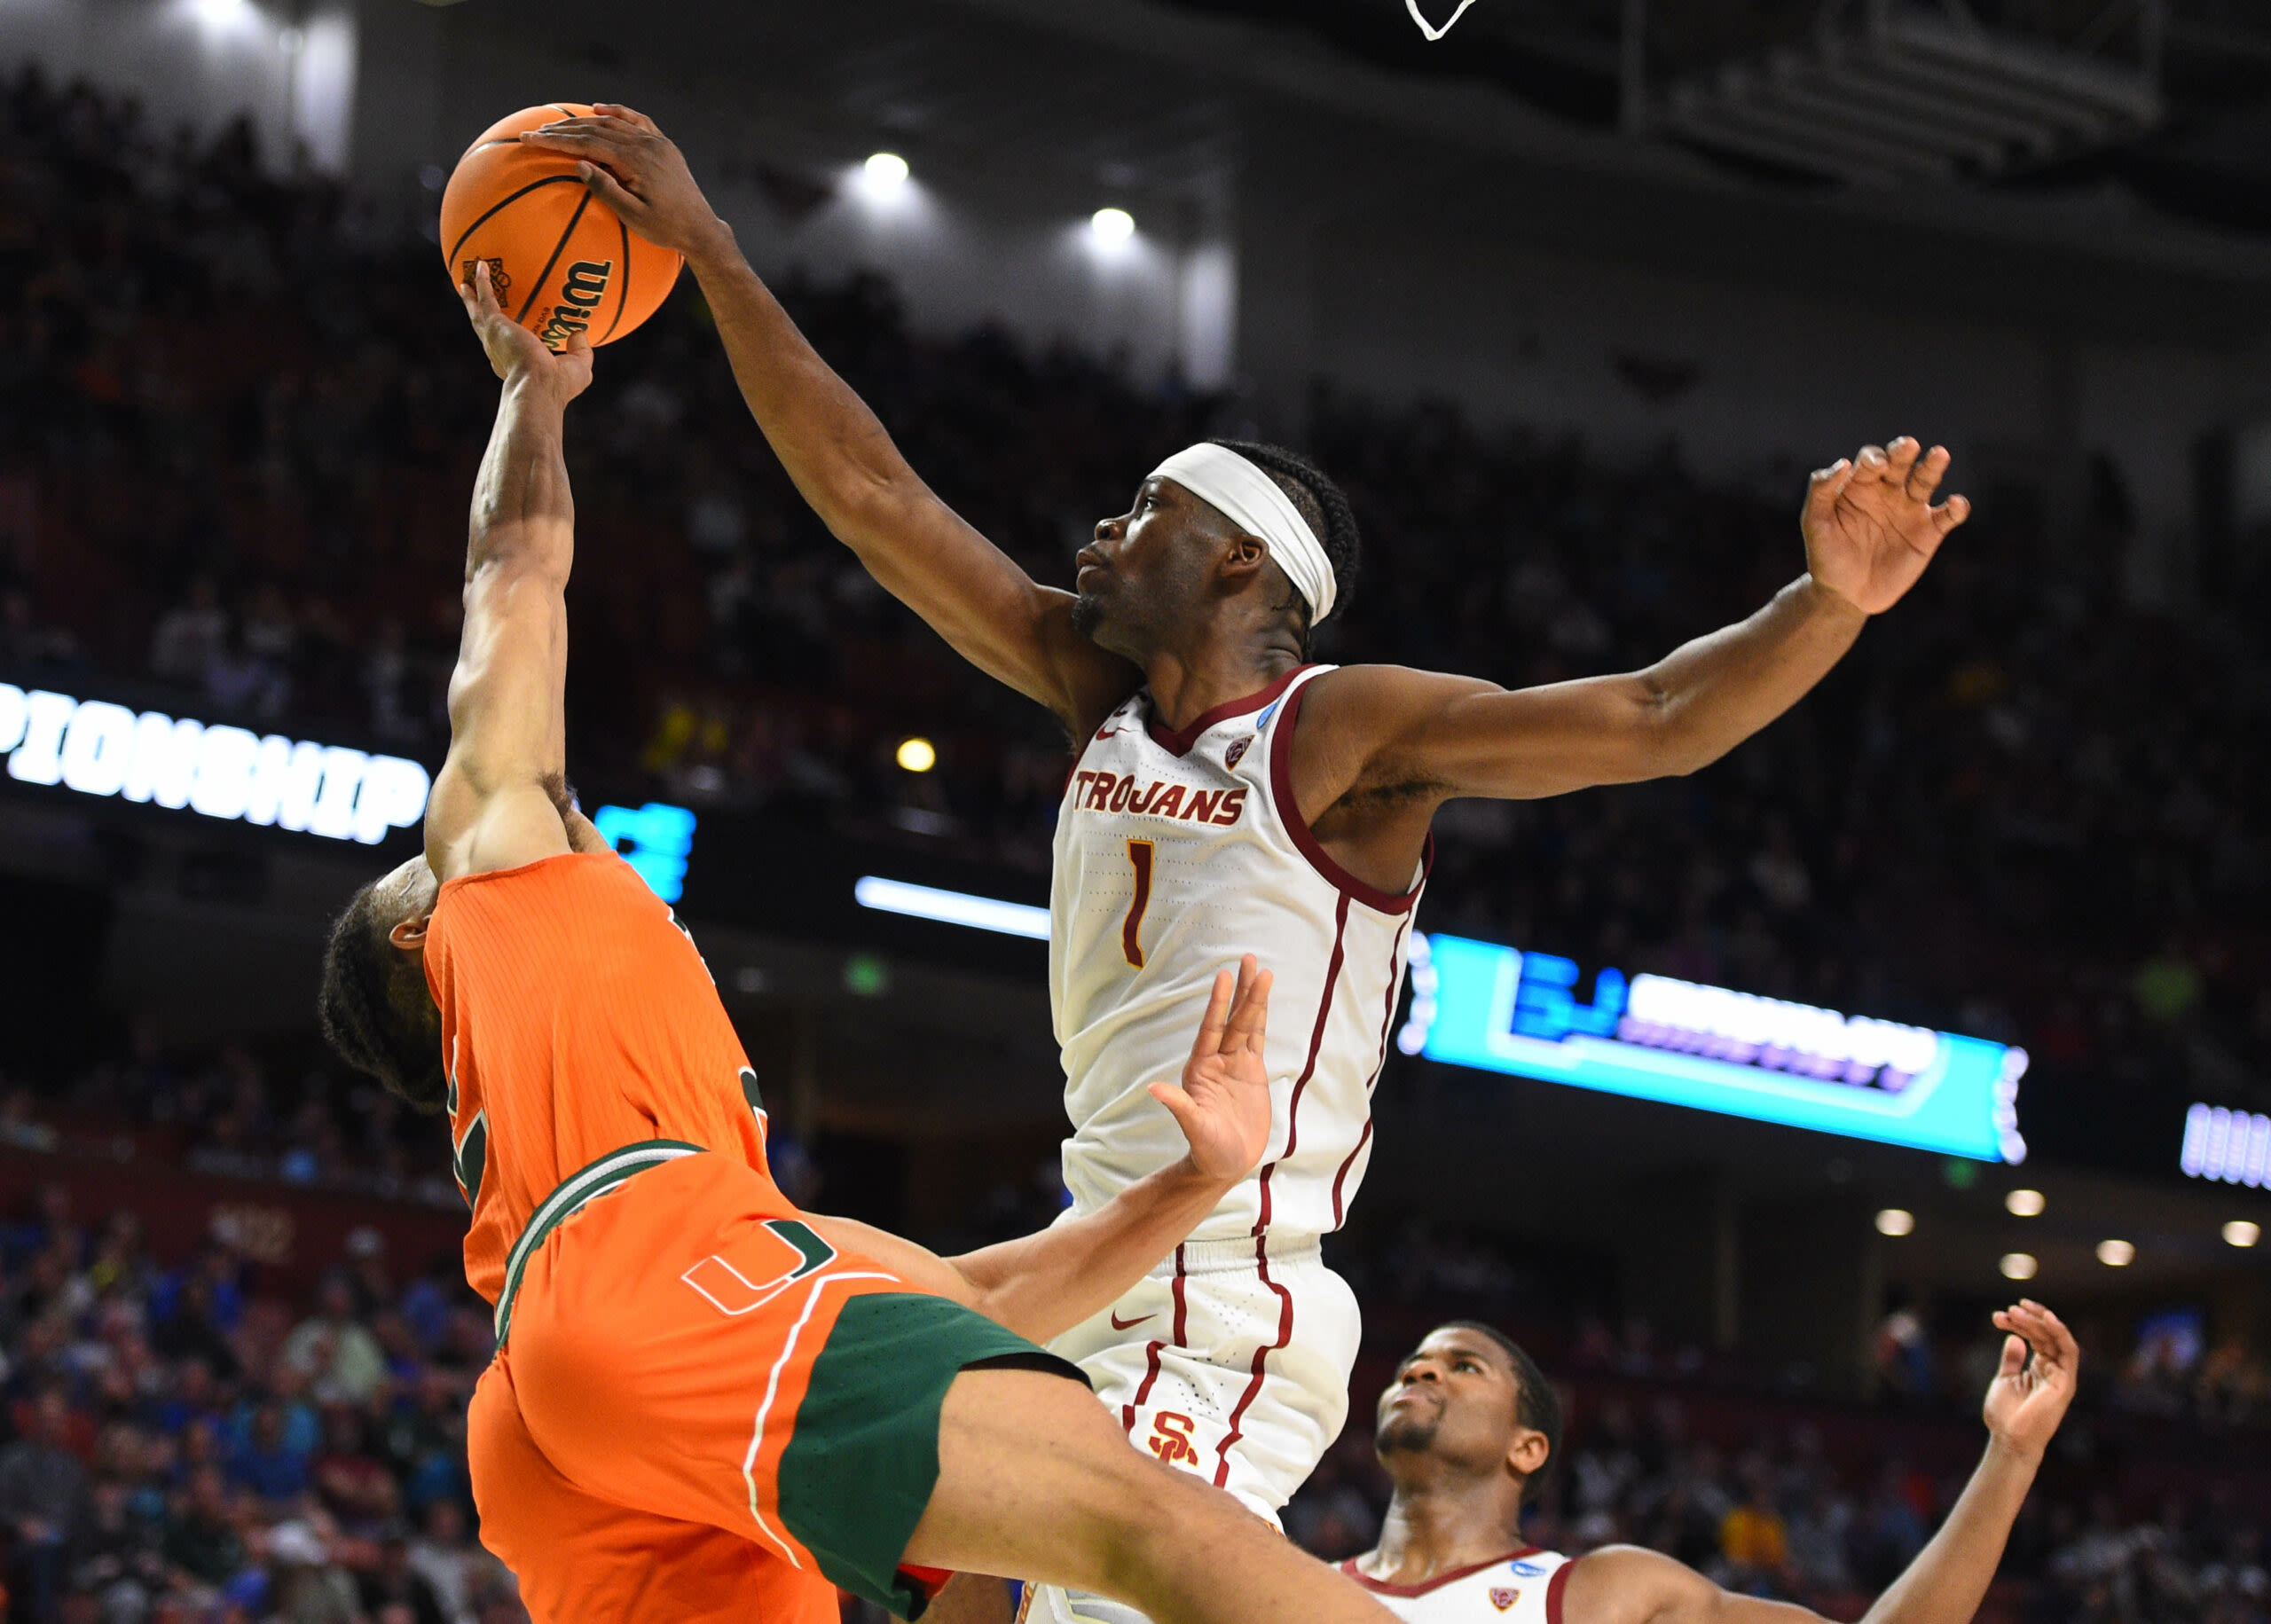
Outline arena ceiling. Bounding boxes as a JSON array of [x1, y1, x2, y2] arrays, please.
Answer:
[[1157, 0, 2271, 229]]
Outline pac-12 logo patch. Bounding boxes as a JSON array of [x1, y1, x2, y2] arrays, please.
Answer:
[[1223, 734, 1252, 769], [1490, 1587, 1521, 1612]]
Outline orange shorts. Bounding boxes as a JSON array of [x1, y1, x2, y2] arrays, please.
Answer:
[[468, 1147, 1079, 1620]]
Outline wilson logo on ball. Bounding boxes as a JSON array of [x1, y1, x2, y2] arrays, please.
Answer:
[[537, 259, 615, 348]]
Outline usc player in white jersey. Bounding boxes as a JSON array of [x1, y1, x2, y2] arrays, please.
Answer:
[[1348, 1306, 2078, 1624], [522, 111, 1970, 1624]]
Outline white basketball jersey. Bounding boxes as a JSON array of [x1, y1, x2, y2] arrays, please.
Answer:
[[1340, 1549, 1576, 1624], [1049, 664, 1425, 1244]]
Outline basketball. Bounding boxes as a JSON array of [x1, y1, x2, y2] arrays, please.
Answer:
[[439, 102, 682, 349]]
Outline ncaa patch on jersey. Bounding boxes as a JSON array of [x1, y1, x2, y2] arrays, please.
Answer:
[[1491, 1587, 1521, 1611]]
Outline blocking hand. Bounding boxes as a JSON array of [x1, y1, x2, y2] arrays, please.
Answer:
[[1151, 955, 1274, 1185], [520, 106, 734, 263]]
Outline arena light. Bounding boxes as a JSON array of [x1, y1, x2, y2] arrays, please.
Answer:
[[1410, 932, 2028, 1162], [859, 153, 910, 200], [0, 684, 426, 844], [1999, 1252, 2038, 1281], [1874, 1208, 1914, 1236], [2225, 1220, 2261, 1249], [593, 803, 695, 904], [853, 876, 1049, 940], [2181, 1103, 2271, 1187], [2005, 1189, 2046, 1217], [186, 0, 255, 32], [2096, 1238, 2135, 1267], [895, 737, 937, 773], [1090, 208, 1136, 246]]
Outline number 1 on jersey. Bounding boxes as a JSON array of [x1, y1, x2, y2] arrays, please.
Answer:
[[1122, 838, 1155, 969]]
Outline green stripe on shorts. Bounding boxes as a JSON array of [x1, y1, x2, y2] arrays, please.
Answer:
[[779, 1292, 1086, 1618]]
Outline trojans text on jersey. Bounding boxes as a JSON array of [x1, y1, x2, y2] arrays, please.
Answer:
[[1068, 770, 1249, 826]]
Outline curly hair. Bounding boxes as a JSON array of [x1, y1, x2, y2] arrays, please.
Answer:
[[1207, 439, 1362, 653], [317, 879, 446, 1113]]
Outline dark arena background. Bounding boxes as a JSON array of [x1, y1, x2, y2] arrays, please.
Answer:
[[0, 0, 2266, 1620]]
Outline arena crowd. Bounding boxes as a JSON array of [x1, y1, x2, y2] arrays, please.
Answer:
[[0, 64, 2266, 1624]]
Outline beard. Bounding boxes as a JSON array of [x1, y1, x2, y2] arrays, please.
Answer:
[[1070, 587, 1107, 641], [1374, 1409, 1441, 1457]]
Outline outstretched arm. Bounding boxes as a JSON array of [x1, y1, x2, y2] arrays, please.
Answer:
[[803, 958, 1275, 1344], [1308, 440, 1968, 805], [518, 107, 1139, 736], [422, 266, 595, 883], [1562, 1303, 2078, 1624]]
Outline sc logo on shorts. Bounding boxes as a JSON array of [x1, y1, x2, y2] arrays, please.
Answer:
[[681, 1218, 837, 1316], [1146, 1412, 1201, 1469]]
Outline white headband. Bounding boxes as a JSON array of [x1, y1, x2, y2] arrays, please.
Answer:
[[1150, 443, 1336, 624]]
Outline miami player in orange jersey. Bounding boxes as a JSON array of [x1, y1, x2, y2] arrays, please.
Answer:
[[311, 264, 1409, 1624]]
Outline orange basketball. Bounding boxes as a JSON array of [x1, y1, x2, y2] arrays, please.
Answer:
[[440, 103, 682, 349]]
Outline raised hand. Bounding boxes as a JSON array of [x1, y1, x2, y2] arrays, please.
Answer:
[[1802, 436, 1969, 615], [1982, 1299, 2080, 1462], [459, 261, 593, 396], [519, 106, 734, 263], [1150, 955, 1274, 1185]]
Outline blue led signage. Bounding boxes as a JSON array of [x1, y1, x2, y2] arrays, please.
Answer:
[[1403, 933, 2027, 1163], [594, 803, 696, 902]]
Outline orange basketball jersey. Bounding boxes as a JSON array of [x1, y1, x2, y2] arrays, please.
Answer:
[[425, 852, 773, 1307]]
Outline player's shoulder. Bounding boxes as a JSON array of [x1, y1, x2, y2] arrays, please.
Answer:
[[1292, 663, 1503, 758], [436, 850, 641, 923], [1557, 1542, 1716, 1624], [1301, 663, 1503, 710]]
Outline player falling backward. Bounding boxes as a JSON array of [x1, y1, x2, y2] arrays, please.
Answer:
[[1344, 1302, 2078, 1624], [525, 110, 1971, 1624], [313, 265, 1411, 1624]]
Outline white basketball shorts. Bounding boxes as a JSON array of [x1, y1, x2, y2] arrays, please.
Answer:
[[1019, 1233, 1362, 1624]]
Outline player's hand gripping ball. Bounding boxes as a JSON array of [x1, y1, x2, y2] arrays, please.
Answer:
[[439, 103, 683, 350]]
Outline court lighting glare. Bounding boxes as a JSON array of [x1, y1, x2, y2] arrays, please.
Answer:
[[2005, 1189, 2047, 1217], [1874, 1208, 1914, 1236], [186, 0, 254, 30], [895, 737, 937, 773], [862, 153, 910, 192], [2225, 1220, 2261, 1248], [1999, 1252, 2038, 1281], [1090, 207, 1136, 245], [854, 876, 1050, 941], [2096, 1238, 2135, 1267]]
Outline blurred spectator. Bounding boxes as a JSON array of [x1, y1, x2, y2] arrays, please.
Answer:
[[1718, 1464, 1791, 1589], [0, 1387, 86, 1615], [148, 579, 228, 686], [283, 1275, 389, 1406]]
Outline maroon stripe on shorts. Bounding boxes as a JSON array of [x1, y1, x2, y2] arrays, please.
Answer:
[[1121, 1243, 1185, 1434]]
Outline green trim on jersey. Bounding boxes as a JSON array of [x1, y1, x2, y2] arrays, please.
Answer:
[[493, 1139, 705, 1345]]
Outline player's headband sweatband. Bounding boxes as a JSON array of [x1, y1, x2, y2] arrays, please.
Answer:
[[1150, 443, 1337, 624]]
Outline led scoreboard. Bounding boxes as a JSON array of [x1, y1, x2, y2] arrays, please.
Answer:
[[1403, 933, 2028, 1163]]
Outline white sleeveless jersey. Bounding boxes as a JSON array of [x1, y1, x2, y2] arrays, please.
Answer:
[[1340, 1549, 1577, 1624], [1049, 664, 1425, 1244]]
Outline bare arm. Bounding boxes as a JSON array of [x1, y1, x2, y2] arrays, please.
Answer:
[[805, 959, 1275, 1345], [422, 268, 595, 882], [1302, 439, 1968, 808], [518, 107, 1138, 735], [1563, 1303, 2078, 1624]]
